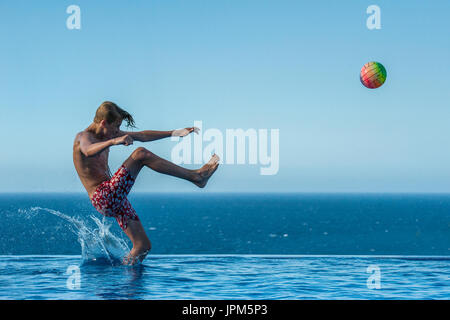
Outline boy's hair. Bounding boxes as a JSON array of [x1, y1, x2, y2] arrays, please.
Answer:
[[94, 101, 136, 128]]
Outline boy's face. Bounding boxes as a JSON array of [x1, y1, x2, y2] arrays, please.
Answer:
[[102, 119, 122, 138]]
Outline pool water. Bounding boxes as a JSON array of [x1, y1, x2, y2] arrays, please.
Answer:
[[1, 255, 448, 300]]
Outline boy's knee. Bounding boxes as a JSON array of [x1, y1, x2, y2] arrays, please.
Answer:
[[132, 147, 153, 162]]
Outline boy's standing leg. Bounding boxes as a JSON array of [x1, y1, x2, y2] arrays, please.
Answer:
[[123, 219, 151, 265]]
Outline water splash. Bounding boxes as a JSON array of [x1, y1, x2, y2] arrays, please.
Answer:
[[26, 207, 130, 266]]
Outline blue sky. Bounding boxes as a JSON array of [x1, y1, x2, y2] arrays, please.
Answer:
[[1, 0, 450, 192]]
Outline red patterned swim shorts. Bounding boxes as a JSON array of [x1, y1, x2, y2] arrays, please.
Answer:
[[90, 165, 139, 231]]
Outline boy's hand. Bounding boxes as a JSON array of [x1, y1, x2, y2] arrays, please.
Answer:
[[113, 134, 134, 146], [172, 127, 200, 137]]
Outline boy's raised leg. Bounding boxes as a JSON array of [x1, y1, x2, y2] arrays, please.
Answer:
[[122, 147, 219, 188]]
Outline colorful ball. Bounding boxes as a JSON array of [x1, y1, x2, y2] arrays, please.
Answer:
[[360, 61, 387, 89]]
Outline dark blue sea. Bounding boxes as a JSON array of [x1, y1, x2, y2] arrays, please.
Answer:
[[0, 193, 449, 299]]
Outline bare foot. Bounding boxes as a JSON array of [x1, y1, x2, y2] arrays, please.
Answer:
[[123, 249, 149, 265], [194, 154, 220, 188]]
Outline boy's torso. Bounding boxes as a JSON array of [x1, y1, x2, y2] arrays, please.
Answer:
[[73, 130, 112, 199]]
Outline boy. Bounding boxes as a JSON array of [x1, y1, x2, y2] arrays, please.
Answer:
[[73, 101, 219, 264]]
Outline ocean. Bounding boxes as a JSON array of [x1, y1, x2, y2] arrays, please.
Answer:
[[0, 193, 449, 299]]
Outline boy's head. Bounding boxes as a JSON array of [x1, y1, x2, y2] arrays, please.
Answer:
[[94, 101, 136, 130]]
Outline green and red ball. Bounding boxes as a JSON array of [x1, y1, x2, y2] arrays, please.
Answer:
[[360, 62, 387, 89]]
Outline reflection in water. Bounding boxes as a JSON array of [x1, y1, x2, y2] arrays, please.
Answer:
[[82, 263, 147, 300], [124, 264, 146, 298]]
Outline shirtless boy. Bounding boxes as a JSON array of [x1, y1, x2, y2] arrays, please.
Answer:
[[73, 101, 219, 264]]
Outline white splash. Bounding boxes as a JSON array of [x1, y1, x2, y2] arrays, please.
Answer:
[[27, 207, 130, 266]]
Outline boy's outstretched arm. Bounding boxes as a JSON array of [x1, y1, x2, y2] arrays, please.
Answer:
[[120, 127, 199, 142]]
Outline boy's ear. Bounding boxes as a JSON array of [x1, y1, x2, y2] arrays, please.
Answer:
[[99, 120, 107, 127]]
